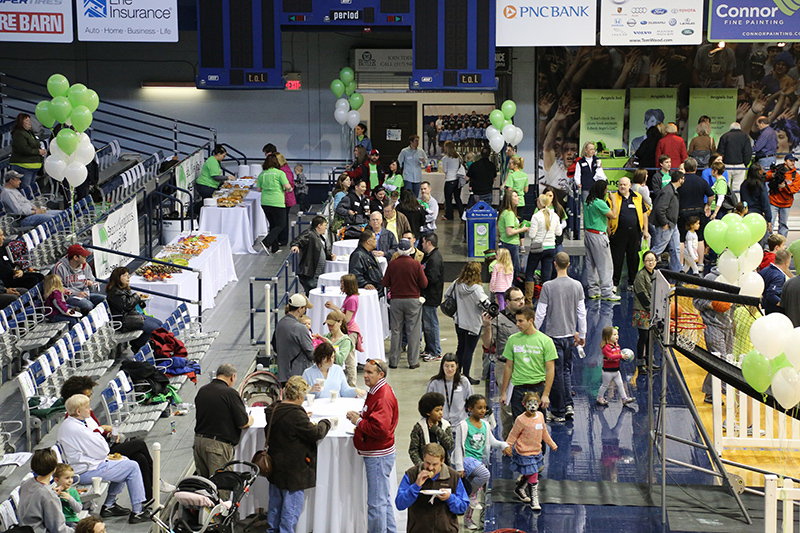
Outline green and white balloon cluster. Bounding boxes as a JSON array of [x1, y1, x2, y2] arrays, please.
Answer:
[[706, 212, 768, 296], [742, 313, 800, 409], [485, 100, 522, 153], [35, 74, 99, 188], [330, 68, 364, 129]]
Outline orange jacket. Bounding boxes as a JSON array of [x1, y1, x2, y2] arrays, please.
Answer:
[[766, 166, 800, 208]]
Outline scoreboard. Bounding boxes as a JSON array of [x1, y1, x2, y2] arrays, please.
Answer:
[[197, 0, 496, 91]]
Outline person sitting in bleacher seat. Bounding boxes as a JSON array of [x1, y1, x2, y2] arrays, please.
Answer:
[[17, 448, 72, 533], [0, 277, 21, 309], [43, 274, 82, 328], [52, 244, 106, 314], [105, 267, 161, 353], [0, 227, 44, 290], [0, 170, 62, 227]]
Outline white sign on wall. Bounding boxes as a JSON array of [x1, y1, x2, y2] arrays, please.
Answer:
[[175, 151, 204, 210], [92, 200, 140, 279], [353, 49, 413, 73], [496, 1, 596, 47], [600, 0, 703, 46], [0, 0, 73, 43], [76, 0, 178, 42]]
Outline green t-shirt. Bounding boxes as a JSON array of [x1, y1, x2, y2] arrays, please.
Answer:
[[788, 240, 800, 268], [504, 170, 528, 207], [465, 420, 487, 460], [325, 333, 354, 366], [60, 486, 81, 523], [498, 209, 520, 245], [197, 156, 222, 189], [584, 198, 610, 232], [384, 174, 404, 192], [257, 168, 289, 207], [368, 163, 380, 190], [657, 170, 671, 189], [502, 330, 559, 386], [711, 177, 728, 211]]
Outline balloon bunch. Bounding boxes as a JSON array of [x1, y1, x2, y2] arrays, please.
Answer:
[[742, 313, 800, 409], [705, 212, 768, 296], [485, 100, 523, 153], [35, 74, 98, 188], [330, 68, 363, 129]]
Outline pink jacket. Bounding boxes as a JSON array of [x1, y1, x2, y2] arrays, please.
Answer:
[[490, 266, 514, 294], [507, 411, 556, 456], [282, 164, 296, 207]]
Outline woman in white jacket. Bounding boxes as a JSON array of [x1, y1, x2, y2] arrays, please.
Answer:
[[523, 194, 562, 304]]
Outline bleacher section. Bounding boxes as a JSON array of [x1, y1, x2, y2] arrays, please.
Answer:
[[100, 151, 163, 206]]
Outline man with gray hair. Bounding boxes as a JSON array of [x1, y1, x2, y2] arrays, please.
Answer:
[[718, 121, 753, 194], [194, 364, 253, 479], [382, 239, 428, 369]]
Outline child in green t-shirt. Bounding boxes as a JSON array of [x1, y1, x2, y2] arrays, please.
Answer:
[[54, 463, 82, 527]]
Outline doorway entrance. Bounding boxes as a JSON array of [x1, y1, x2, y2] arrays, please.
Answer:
[[369, 101, 417, 166]]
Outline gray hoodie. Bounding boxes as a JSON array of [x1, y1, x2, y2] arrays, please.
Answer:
[[17, 477, 70, 533], [447, 282, 489, 335]]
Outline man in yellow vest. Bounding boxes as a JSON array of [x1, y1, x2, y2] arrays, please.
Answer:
[[607, 177, 650, 292]]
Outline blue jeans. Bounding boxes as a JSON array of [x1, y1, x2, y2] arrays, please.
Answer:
[[267, 484, 304, 533], [10, 165, 39, 190], [475, 193, 493, 206], [500, 242, 520, 276], [758, 155, 776, 170], [771, 205, 790, 238], [67, 293, 106, 313], [550, 337, 574, 417], [20, 210, 61, 226], [131, 315, 162, 353], [79, 458, 146, 513], [50, 314, 79, 328], [421, 305, 440, 356], [651, 224, 681, 271], [406, 181, 421, 197], [364, 453, 396, 533]]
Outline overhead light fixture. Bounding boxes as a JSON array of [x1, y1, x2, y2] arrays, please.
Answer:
[[778, 42, 787, 47], [141, 81, 197, 89]]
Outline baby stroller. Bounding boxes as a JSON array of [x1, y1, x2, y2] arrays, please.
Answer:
[[238, 370, 282, 407], [155, 461, 259, 533]]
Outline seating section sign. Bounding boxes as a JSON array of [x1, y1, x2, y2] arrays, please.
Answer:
[[709, 0, 800, 42], [0, 0, 73, 42], [76, 0, 178, 42], [496, 0, 596, 46], [600, 0, 703, 46], [92, 199, 139, 279], [175, 151, 205, 210]]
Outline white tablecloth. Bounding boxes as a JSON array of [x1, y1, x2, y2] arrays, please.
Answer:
[[332, 239, 359, 257], [325, 256, 388, 275], [318, 271, 345, 288], [308, 287, 386, 364], [198, 191, 268, 254], [129, 233, 237, 321], [236, 399, 401, 533]]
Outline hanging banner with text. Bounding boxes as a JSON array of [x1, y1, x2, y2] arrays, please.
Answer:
[[580, 90, 626, 153], [629, 88, 677, 156], [496, 0, 596, 46], [92, 200, 139, 279], [709, 0, 800, 42], [76, 0, 178, 42], [687, 88, 738, 141], [600, 0, 702, 46], [0, 0, 73, 43], [175, 151, 204, 209]]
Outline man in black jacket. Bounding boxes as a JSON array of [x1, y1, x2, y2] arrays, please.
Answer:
[[420, 233, 443, 361], [348, 230, 384, 297], [290, 215, 335, 294], [346, 149, 385, 194], [335, 178, 370, 230], [368, 211, 398, 258], [676, 158, 714, 266], [717, 122, 753, 194], [466, 147, 497, 205], [651, 171, 684, 271]]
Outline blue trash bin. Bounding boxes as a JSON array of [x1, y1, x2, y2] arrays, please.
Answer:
[[466, 201, 497, 258]]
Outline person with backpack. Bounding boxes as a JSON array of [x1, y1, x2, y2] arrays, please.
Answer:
[[766, 155, 799, 237]]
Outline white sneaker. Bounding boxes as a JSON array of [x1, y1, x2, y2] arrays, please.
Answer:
[[160, 479, 176, 493], [468, 491, 483, 510]]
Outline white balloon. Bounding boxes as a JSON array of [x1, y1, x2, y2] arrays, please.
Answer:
[[49, 138, 64, 157], [514, 127, 524, 146], [783, 328, 800, 370], [73, 141, 96, 166], [336, 98, 350, 110], [334, 107, 348, 125], [716, 275, 732, 286], [502, 124, 517, 144], [771, 366, 800, 409], [738, 271, 765, 297], [44, 155, 67, 181], [78, 132, 90, 144], [485, 126, 499, 139], [718, 250, 740, 284], [750, 313, 794, 359], [489, 134, 505, 153], [64, 162, 87, 188], [346, 110, 361, 129], [739, 243, 764, 273]]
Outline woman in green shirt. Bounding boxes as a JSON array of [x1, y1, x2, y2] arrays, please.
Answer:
[[497, 190, 526, 275], [319, 310, 355, 376], [256, 154, 291, 254], [195, 145, 227, 201], [10, 113, 46, 190], [504, 156, 529, 212]]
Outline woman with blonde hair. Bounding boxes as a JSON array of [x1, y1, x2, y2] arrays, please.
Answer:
[[575, 141, 605, 204], [498, 190, 527, 276], [314, 310, 355, 373], [688, 122, 716, 170], [490, 248, 515, 310], [324, 273, 361, 385], [504, 155, 529, 211], [441, 140, 464, 220], [43, 273, 81, 327], [444, 262, 489, 385], [523, 194, 562, 304]]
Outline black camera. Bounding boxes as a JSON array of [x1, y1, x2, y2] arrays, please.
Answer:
[[479, 300, 500, 319]]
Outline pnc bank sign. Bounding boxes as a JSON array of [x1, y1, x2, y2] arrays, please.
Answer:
[[497, 0, 596, 45], [502, 4, 591, 18]]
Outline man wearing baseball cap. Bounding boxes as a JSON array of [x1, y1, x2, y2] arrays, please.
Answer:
[[0, 170, 63, 226], [52, 244, 106, 313], [274, 293, 314, 385], [347, 148, 385, 193]]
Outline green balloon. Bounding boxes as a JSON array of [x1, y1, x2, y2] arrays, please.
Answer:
[[489, 110, 505, 130], [35, 101, 55, 128], [345, 81, 356, 96], [339, 67, 354, 85], [349, 93, 364, 111], [47, 74, 70, 98], [741, 350, 773, 393], [501, 100, 517, 120], [743, 213, 767, 246], [70, 106, 93, 132], [50, 96, 72, 124], [704, 219, 728, 254], [67, 83, 89, 108], [503, 119, 512, 128], [85, 89, 99, 113], [330, 79, 345, 98], [722, 212, 741, 226], [56, 128, 79, 155], [726, 221, 751, 257], [771, 353, 792, 374]]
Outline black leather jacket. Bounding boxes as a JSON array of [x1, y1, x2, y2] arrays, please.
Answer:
[[291, 228, 332, 278], [107, 287, 142, 316], [348, 245, 384, 297]]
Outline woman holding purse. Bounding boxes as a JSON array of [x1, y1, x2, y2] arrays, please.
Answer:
[[106, 267, 161, 353]]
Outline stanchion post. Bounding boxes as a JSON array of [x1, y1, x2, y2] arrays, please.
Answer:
[[764, 475, 778, 533], [153, 442, 161, 506], [265, 283, 272, 357]]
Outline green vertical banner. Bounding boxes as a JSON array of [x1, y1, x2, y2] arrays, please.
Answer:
[[580, 90, 626, 153], [688, 88, 737, 142], [472, 222, 490, 258], [629, 88, 677, 156]]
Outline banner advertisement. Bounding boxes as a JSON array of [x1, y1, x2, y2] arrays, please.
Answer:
[[76, 0, 178, 42], [0, 0, 73, 43], [709, 0, 800, 42], [92, 200, 139, 279], [496, 0, 596, 47], [600, 0, 703, 46], [628, 88, 677, 156], [175, 151, 204, 209], [687, 89, 738, 142], [580, 90, 626, 154], [352, 49, 412, 73]]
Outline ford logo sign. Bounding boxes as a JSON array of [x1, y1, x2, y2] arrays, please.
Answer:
[[682, 28, 694, 35], [651, 8, 667, 15]]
